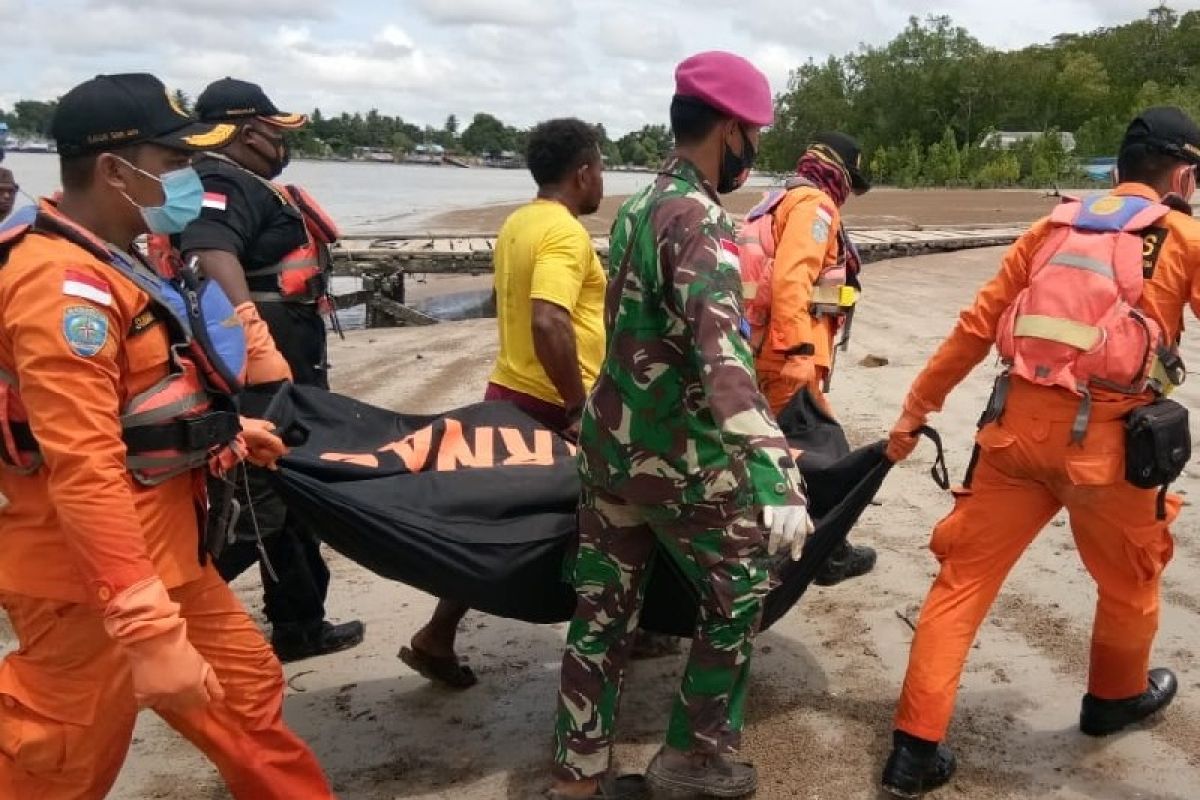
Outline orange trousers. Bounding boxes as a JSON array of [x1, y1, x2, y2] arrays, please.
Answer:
[[894, 410, 1177, 742], [758, 364, 832, 418], [0, 564, 334, 799]]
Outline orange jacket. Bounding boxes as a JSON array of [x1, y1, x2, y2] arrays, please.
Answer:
[[909, 182, 1200, 420], [756, 185, 842, 373], [0, 211, 204, 605]]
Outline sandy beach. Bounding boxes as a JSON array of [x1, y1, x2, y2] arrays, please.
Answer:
[[427, 187, 1064, 235], [94, 243, 1200, 799]]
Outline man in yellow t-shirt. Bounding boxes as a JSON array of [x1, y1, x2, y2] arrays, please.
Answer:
[[400, 118, 605, 688]]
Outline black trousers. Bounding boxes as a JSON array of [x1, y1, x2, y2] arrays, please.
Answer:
[[215, 466, 331, 630], [216, 300, 331, 630]]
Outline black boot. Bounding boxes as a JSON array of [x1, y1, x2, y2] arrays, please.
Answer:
[[813, 540, 877, 586], [881, 730, 956, 798], [272, 619, 366, 663], [1080, 668, 1177, 737]]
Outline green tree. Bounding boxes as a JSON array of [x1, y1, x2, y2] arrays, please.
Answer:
[[391, 131, 414, 157], [444, 114, 459, 136], [924, 127, 962, 185], [1074, 115, 1125, 157], [11, 100, 56, 135], [460, 112, 512, 155]]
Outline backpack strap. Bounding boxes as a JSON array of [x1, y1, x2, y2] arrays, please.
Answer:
[[745, 188, 788, 222]]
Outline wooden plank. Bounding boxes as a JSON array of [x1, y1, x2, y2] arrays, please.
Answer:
[[848, 232, 886, 244], [370, 295, 439, 326]]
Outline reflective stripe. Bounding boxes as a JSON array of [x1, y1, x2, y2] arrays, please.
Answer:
[[125, 452, 208, 486], [1013, 314, 1102, 351], [1048, 252, 1114, 278], [121, 391, 209, 428]]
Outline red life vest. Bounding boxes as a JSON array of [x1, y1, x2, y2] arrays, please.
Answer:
[[247, 183, 337, 305], [737, 178, 859, 352], [0, 205, 245, 486], [995, 193, 1185, 439]]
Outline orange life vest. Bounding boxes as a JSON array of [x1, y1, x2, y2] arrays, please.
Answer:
[[0, 206, 245, 486], [995, 193, 1185, 439], [737, 178, 859, 353]]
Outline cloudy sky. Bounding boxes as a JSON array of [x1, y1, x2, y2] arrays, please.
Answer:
[[2, 1, 1196, 135]]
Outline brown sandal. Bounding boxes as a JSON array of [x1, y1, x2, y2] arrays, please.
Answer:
[[398, 646, 478, 689]]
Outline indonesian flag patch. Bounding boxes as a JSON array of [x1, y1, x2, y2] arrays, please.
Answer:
[[715, 237, 734, 272], [62, 269, 112, 307], [202, 192, 227, 211]]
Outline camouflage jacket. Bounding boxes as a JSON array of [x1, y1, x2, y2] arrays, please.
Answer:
[[578, 157, 805, 510]]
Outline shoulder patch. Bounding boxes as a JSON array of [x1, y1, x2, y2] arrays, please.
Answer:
[[62, 305, 110, 358], [811, 217, 831, 243], [1141, 226, 1168, 278]]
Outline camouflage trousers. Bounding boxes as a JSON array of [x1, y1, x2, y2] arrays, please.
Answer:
[[552, 490, 772, 781]]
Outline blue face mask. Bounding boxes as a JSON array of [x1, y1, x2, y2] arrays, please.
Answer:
[[116, 158, 204, 234]]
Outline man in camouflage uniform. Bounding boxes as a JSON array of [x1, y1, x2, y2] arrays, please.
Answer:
[[549, 52, 813, 800]]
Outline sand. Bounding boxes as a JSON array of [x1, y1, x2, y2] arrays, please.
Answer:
[[30, 244, 1200, 799], [426, 187, 1063, 235]]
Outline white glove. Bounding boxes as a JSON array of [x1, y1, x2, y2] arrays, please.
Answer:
[[762, 505, 816, 561]]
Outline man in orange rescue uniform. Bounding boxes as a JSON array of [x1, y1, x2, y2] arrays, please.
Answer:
[[745, 132, 876, 586], [880, 107, 1199, 797], [0, 73, 334, 799]]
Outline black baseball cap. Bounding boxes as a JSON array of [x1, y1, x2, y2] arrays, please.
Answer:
[[51, 73, 237, 157], [195, 78, 307, 130], [1122, 106, 1200, 165], [811, 131, 871, 192]]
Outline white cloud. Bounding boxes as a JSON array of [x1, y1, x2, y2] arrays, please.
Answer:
[[86, 0, 330, 19], [414, 0, 573, 27], [595, 13, 682, 61]]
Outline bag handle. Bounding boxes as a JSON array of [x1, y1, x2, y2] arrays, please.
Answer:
[[915, 424, 950, 490]]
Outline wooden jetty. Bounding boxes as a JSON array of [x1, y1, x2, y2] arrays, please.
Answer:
[[330, 225, 1027, 327]]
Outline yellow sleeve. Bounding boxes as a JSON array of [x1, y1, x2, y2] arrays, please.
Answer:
[[530, 217, 592, 311]]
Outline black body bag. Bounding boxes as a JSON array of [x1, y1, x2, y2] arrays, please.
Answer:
[[1125, 398, 1191, 519]]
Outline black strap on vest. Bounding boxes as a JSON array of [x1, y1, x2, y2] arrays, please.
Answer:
[[121, 410, 241, 455]]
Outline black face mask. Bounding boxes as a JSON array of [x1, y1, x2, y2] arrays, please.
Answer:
[[717, 126, 755, 194], [278, 139, 292, 174], [250, 130, 289, 179]]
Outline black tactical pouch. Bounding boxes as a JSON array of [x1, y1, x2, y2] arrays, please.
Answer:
[[1125, 398, 1191, 519]]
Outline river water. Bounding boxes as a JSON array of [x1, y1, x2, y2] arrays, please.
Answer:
[[2, 152, 771, 328], [2, 152, 665, 233]]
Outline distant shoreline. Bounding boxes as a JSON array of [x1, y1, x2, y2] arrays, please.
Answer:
[[426, 187, 1061, 236]]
